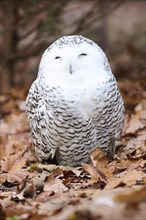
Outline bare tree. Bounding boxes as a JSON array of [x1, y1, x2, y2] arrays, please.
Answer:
[[1, 0, 18, 88], [1, 0, 68, 89], [0, 0, 123, 89]]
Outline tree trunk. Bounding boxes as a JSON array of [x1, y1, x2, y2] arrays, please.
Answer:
[[98, 0, 108, 51], [1, 0, 18, 90]]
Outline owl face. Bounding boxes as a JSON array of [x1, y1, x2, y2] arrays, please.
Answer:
[[39, 36, 111, 86]]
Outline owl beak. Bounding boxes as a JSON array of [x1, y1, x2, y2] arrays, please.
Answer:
[[69, 64, 73, 74]]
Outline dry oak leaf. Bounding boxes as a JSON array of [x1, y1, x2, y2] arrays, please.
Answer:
[[0, 169, 29, 184], [44, 176, 68, 193], [0, 132, 31, 159], [125, 130, 146, 159], [82, 163, 108, 183], [3, 202, 38, 219], [90, 148, 116, 179], [105, 169, 145, 190], [90, 147, 109, 167], [115, 158, 146, 173], [1, 112, 29, 135], [36, 191, 55, 203], [40, 164, 83, 178], [125, 100, 145, 134], [114, 186, 146, 203], [115, 159, 132, 170], [1, 149, 27, 172]]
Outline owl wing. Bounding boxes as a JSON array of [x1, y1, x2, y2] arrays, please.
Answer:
[[93, 76, 124, 157], [26, 79, 57, 161]]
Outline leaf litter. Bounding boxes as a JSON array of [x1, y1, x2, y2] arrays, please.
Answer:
[[0, 83, 146, 220]]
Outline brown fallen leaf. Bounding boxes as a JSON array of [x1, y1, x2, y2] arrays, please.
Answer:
[[125, 131, 146, 159], [105, 169, 145, 190], [1, 138, 29, 172], [115, 158, 146, 174], [90, 147, 109, 167], [0, 83, 145, 220], [1, 153, 26, 173], [0, 169, 29, 184], [90, 147, 116, 179], [115, 159, 131, 170], [3, 202, 38, 219], [44, 176, 68, 193], [40, 164, 83, 178], [70, 167, 83, 177], [0, 132, 31, 159], [7, 88, 26, 100], [1, 112, 29, 135], [125, 100, 145, 134], [82, 163, 108, 183], [114, 186, 146, 203], [36, 191, 55, 203]]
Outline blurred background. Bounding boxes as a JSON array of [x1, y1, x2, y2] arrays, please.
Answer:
[[0, 0, 145, 108]]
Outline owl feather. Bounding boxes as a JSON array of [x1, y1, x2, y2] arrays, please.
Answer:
[[26, 35, 124, 166]]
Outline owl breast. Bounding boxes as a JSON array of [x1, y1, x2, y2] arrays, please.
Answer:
[[42, 85, 98, 166]]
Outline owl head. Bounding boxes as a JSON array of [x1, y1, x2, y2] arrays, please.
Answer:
[[38, 35, 112, 86]]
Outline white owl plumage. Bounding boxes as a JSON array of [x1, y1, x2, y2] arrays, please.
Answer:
[[26, 35, 124, 166]]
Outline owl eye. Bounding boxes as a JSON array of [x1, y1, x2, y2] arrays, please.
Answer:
[[55, 56, 61, 60], [78, 53, 87, 59], [80, 53, 87, 56]]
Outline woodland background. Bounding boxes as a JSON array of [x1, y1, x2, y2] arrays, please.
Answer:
[[1, 0, 145, 89], [0, 1, 146, 220]]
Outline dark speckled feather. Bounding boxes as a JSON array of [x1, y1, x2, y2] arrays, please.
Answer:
[[26, 35, 124, 166]]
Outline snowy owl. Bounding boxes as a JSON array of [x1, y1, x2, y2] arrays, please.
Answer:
[[26, 35, 124, 167]]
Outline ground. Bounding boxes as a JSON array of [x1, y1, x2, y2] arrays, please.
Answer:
[[0, 76, 145, 220]]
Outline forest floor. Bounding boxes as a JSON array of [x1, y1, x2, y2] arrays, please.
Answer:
[[0, 75, 146, 220]]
